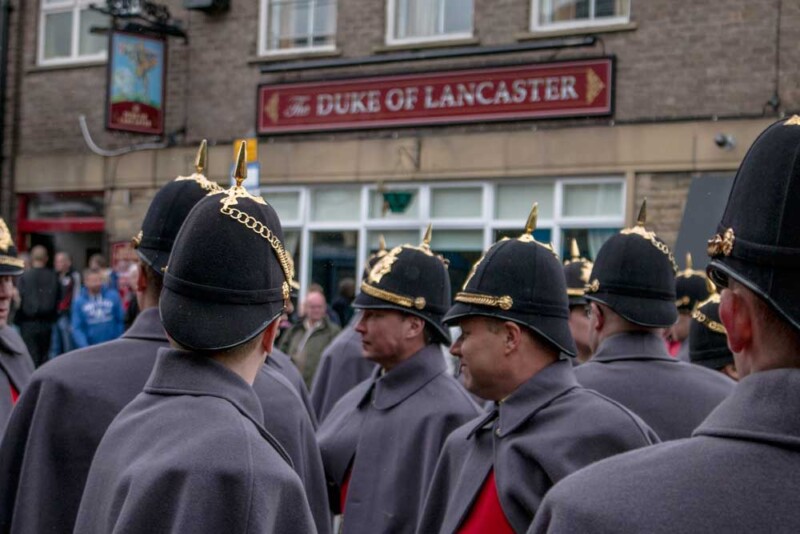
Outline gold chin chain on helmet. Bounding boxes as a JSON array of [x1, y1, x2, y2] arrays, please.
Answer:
[[213, 141, 295, 303]]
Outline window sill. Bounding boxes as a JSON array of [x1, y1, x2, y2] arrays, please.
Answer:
[[374, 37, 480, 54], [515, 21, 638, 41], [28, 58, 107, 73], [249, 48, 342, 64]]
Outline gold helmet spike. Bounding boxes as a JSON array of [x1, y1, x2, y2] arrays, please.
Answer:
[[233, 141, 247, 188], [195, 139, 208, 175], [636, 198, 647, 226], [422, 223, 433, 248], [378, 234, 387, 253], [570, 238, 580, 261], [524, 203, 538, 235], [685, 252, 693, 271]]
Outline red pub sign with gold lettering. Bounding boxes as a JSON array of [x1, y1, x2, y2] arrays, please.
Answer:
[[258, 58, 613, 134]]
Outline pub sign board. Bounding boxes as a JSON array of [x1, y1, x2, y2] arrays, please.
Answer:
[[106, 31, 167, 135], [258, 58, 613, 134]]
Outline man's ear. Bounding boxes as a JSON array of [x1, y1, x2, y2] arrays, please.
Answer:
[[592, 302, 605, 332], [136, 263, 148, 293], [720, 288, 751, 354], [404, 314, 426, 339], [260, 319, 281, 355], [502, 321, 522, 355]]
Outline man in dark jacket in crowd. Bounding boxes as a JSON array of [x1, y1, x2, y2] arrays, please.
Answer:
[[317, 228, 481, 533], [14, 245, 59, 367], [530, 116, 800, 533], [417, 206, 658, 533], [279, 290, 340, 388], [50, 251, 80, 357], [73, 143, 315, 533]]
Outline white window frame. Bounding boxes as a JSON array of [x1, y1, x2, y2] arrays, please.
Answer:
[[530, 0, 630, 33], [385, 0, 474, 46], [38, 0, 108, 66], [262, 177, 625, 303], [258, 0, 337, 57]]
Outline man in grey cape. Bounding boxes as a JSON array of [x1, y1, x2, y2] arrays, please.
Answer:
[[0, 146, 220, 534], [0, 217, 33, 438], [530, 116, 800, 533], [574, 200, 734, 440], [310, 239, 387, 422], [317, 227, 481, 533], [73, 144, 315, 533], [416, 206, 658, 534]]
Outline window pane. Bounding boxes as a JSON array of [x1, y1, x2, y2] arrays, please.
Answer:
[[430, 230, 483, 298], [539, 0, 589, 24], [44, 11, 73, 60], [443, 0, 472, 33], [595, 0, 628, 17], [395, 0, 444, 39], [265, 191, 301, 221], [311, 188, 360, 221], [431, 187, 482, 218], [562, 183, 623, 217], [495, 183, 554, 220], [368, 189, 419, 220], [311, 231, 357, 304], [561, 228, 618, 260], [312, 0, 336, 46], [367, 230, 419, 251], [79, 9, 109, 56]]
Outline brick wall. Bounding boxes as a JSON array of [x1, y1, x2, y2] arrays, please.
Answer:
[[5, 0, 800, 156], [633, 172, 693, 249]]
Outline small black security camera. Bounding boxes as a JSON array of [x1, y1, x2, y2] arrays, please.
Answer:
[[714, 133, 735, 150]]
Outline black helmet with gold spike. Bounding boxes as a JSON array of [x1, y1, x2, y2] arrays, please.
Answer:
[[133, 140, 223, 275], [354, 225, 452, 344], [675, 252, 710, 313], [444, 204, 576, 356], [584, 199, 678, 328], [159, 141, 293, 351], [563, 239, 594, 307], [0, 217, 24, 276], [707, 116, 800, 333]]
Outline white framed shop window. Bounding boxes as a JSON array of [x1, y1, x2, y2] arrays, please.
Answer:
[[38, 0, 109, 66], [262, 177, 625, 304], [259, 0, 337, 56], [531, 0, 630, 32], [386, 0, 473, 45]]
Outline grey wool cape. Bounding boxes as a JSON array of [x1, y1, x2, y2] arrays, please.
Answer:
[[269, 347, 318, 426], [416, 359, 659, 534], [254, 362, 332, 534], [0, 326, 33, 437], [0, 308, 167, 534], [310, 323, 376, 422], [575, 331, 734, 440], [317, 344, 481, 533], [74, 348, 316, 534], [529, 368, 800, 533]]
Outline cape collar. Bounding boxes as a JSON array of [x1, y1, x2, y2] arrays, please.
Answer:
[[467, 359, 580, 439], [358, 344, 446, 410], [591, 331, 674, 363], [694, 368, 800, 449], [0, 325, 29, 356], [122, 307, 168, 342]]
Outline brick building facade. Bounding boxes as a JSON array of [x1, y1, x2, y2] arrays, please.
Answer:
[[0, 0, 796, 299]]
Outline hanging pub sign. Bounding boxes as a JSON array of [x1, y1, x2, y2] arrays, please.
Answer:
[[106, 30, 167, 135], [258, 58, 613, 134]]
